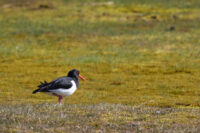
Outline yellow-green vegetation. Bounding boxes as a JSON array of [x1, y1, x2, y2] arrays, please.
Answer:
[[0, 0, 200, 132]]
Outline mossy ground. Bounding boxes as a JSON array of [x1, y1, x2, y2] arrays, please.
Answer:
[[0, 0, 200, 132]]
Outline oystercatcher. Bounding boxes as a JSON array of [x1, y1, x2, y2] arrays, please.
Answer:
[[32, 69, 86, 104]]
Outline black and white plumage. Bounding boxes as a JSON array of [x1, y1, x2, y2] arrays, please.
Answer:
[[32, 69, 86, 104]]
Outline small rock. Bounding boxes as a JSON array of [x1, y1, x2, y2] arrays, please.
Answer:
[[156, 110, 161, 114], [151, 15, 157, 19], [39, 4, 50, 9], [172, 14, 178, 20], [169, 26, 175, 31]]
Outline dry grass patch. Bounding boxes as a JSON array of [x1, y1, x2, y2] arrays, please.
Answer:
[[0, 103, 199, 132]]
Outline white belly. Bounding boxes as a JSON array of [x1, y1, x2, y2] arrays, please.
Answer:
[[46, 80, 77, 97]]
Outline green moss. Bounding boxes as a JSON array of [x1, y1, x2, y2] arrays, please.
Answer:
[[0, 0, 200, 108]]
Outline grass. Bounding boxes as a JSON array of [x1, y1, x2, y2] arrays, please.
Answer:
[[0, 103, 199, 132], [0, 0, 200, 132]]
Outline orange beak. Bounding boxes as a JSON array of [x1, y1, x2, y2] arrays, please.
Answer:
[[78, 74, 86, 81]]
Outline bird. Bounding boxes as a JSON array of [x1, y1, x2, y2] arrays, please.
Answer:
[[32, 69, 86, 104]]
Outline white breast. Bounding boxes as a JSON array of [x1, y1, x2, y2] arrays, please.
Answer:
[[48, 80, 77, 97]]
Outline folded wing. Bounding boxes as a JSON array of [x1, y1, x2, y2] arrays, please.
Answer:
[[32, 77, 73, 94]]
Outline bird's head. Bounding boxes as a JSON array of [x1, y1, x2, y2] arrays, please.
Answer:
[[67, 69, 86, 81]]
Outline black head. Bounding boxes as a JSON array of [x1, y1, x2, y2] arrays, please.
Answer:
[[67, 69, 79, 78], [67, 69, 86, 81]]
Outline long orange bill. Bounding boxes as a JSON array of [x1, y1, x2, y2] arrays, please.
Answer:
[[78, 74, 86, 81]]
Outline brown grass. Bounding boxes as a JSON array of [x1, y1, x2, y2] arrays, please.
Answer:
[[0, 103, 199, 133]]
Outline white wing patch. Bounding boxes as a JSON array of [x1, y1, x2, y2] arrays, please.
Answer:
[[48, 80, 77, 97]]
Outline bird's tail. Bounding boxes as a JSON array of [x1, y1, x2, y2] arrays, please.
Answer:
[[37, 80, 48, 88], [32, 89, 40, 94], [32, 80, 49, 94]]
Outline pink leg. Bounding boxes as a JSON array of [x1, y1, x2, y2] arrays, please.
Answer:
[[58, 96, 63, 104], [53, 93, 63, 104]]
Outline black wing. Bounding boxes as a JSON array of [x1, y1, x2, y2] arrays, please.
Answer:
[[33, 77, 73, 93]]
